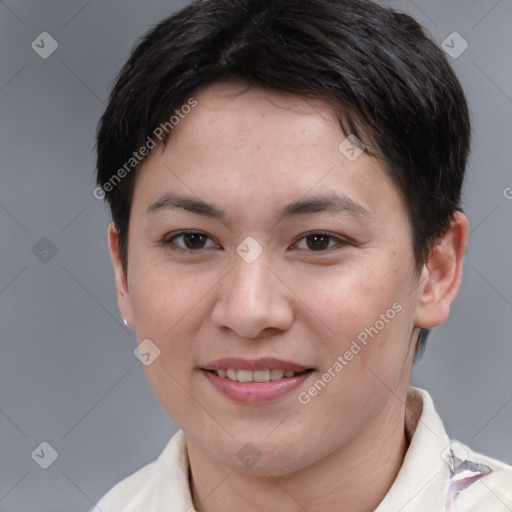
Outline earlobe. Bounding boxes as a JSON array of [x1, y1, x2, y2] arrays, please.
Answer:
[[414, 211, 469, 329], [107, 222, 135, 329]]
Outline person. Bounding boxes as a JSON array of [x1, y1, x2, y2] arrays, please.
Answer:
[[92, 0, 512, 510]]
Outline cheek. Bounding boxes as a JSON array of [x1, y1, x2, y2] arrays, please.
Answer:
[[129, 256, 209, 331], [128, 263, 212, 427], [301, 257, 415, 400], [293, 302, 412, 452], [300, 257, 406, 340], [127, 262, 214, 391]]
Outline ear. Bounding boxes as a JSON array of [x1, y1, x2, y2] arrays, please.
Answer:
[[108, 223, 135, 329], [414, 211, 469, 329]]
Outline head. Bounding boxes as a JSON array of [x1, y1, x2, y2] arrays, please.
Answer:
[[96, 0, 469, 476]]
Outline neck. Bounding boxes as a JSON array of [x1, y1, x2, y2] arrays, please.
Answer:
[[188, 392, 409, 512]]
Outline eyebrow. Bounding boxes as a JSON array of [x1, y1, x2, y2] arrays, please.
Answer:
[[145, 192, 371, 222]]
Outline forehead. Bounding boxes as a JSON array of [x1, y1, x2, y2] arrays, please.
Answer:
[[171, 81, 345, 153], [132, 81, 406, 226]]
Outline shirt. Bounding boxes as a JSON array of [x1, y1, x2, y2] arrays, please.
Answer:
[[92, 387, 512, 511]]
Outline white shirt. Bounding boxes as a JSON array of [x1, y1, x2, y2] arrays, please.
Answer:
[[92, 387, 512, 511]]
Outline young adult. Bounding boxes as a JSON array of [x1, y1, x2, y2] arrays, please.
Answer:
[[92, 1, 512, 510]]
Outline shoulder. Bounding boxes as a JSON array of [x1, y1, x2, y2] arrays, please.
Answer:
[[447, 440, 512, 511], [404, 387, 511, 511], [91, 430, 189, 512], [93, 460, 157, 511]]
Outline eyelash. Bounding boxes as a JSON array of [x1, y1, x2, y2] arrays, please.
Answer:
[[160, 230, 349, 254]]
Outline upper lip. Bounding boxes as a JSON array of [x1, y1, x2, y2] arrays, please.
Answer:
[[201, 357, 312, 372]]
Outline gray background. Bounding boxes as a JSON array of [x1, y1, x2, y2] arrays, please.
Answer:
[[0, 1, 511, 511]]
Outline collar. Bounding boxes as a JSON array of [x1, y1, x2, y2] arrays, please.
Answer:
[[375, 386, 452, 511]]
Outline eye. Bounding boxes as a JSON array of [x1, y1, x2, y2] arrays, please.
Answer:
[[294, 232, 347, 252], [162, 230, 219, 251], [162, 230, 347, 253]]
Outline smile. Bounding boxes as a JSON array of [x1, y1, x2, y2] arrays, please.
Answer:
[[201, 358, 315, 404], [209, 368, 307, 382]]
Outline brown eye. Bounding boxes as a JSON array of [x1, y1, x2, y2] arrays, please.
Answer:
[[306, 234, 331, 250], [164, 231, 218, 251], [294, 232, 347, 252], [182, 232, 207, 249]]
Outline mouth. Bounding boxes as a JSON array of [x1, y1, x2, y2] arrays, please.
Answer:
[[205, 368, 311, 382], [200, 358, 315, 404]]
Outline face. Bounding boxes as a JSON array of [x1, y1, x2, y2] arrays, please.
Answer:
[[111, 81, 441, 476]]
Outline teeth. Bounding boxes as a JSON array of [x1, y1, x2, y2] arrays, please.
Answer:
[[213, 368, 301, 381], [270, 369, 285, 380], [254, 370, 270, 382], [237, 370, 253, 382]]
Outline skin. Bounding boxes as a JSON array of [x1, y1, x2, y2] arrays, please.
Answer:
[[108, 81, 468, 512]]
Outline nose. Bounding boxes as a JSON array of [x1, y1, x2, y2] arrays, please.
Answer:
[[210, 251, 294, 339]]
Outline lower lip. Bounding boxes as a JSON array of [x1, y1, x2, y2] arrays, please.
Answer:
[[202, 370, 313, 404]]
